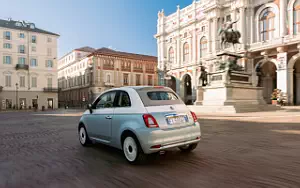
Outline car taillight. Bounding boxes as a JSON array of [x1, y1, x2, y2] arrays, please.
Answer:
[[143, 114, 159, 128], [190, 111, 198, 122]]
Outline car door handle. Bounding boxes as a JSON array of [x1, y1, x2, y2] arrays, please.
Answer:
[[105, 116, 112, 119]]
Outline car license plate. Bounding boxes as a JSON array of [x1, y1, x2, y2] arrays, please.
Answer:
[[166, 115, 188, 125]]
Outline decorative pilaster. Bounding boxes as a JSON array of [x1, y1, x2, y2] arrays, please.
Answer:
[[207, 19, 212, 53], [280, 0, 287, 37], [239, 7, 246, 49]]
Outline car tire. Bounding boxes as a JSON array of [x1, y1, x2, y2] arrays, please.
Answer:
[[78, 125, 91, 146], [123, 135, 147, 164], [179, 143, 198, 152]]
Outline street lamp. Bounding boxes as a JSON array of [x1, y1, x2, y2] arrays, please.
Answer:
[[15, 83, 19, 110]]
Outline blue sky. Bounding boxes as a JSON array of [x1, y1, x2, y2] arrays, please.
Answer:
[[0, 0, 193, 58]]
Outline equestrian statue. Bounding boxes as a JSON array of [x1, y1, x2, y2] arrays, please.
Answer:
[[218, 18, 241, 49]]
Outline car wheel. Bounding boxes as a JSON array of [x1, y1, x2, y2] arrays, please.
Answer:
[[179, 143, 198, 152], [123, 136, 147, 164], [78, 126, 91, 146]]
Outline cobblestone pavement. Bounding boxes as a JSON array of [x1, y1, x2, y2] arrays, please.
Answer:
[[0, 110, 300, 188]]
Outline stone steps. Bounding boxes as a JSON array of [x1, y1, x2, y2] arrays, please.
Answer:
[[187, 104, 282, 114]]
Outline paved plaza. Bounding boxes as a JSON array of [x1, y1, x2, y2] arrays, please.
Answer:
[[0, 109, 300, 188]]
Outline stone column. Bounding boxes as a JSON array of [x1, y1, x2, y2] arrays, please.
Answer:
[[193, 28, 197, 63], [207, 19, 212, 53], [240, 7, 246, 49], [280, 0, 287, 37], [212, 18, 218, 53], [157, 39, 161, 69], [177, 36, 181, 67], [296, 73, 300, 104], [249, 7, 255, 44], [287, 68, 294, 104], [189, 36, 193, 63]]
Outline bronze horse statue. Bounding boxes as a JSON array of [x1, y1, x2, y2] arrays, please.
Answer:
[[218, 19, 241, 49]]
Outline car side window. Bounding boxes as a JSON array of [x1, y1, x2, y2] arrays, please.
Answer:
[[116, 91, 131, 107], [94, 91, 116, 109]]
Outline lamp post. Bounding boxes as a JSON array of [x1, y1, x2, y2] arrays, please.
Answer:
[[15, 83, 19, 110]]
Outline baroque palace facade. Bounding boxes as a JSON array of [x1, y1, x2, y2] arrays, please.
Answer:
[[58, 47, 157, 107], [156, 0, 300, 105]]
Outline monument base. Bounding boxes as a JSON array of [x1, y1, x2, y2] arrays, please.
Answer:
[[191, 84, 281, 113]]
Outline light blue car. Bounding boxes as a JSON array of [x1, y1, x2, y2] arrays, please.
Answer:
[[78, 86, 201, 164]]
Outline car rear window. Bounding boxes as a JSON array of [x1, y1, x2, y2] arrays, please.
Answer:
[[136, 88, 184, 107], [147, 91, 178, 100]]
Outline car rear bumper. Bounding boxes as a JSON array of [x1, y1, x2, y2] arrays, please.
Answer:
[[137, 122, 201, 154]]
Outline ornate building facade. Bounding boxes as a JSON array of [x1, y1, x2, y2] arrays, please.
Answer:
[[58, 47, 157, 107], [156, 0, 300, 105]]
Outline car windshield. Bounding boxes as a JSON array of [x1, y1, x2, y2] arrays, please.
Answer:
[[136, 88, 183, 107]]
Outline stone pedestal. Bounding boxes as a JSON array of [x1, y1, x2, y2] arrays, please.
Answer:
[[194, 87, 204, 105], [192, 51, 281, 113]]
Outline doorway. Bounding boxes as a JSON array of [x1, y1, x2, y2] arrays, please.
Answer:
[[47, 98, 54, 109], [293, 59, 300, 105], [182, 74, 192, 105]]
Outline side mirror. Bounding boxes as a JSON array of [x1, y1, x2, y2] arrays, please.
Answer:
[[87, 104, 93, 114]]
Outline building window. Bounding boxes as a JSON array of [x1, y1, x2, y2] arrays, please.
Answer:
[[169, 47, 175, 63], [123, 73, 129, 85], [260, 8, 275, 41], [30, 59, 37, 67], [293, 0, 300, 34], [184, 32, 187, 38], [170, 38, 172, 43], [20, 76, 25, 87], [106, 74, 111, 83], [19, 33, 25, 38], [3, 43, 12, 49], [4, 31, 11, 40], [5, 75, 11, 87], [47, 37, 52, 42], [31, 77, 37, 88], [32, 35, 37, 43], [148, 75, 153, 85], [19, 45, 25, 54], [200, 37, 208, 58], [183, 42, 189, 62], [46, 60, 53, 68], [201, 26, 205, 32], [3, 56, 12, 64], [47, 77, 53, 88], [136, 74, 141, 85], [18, 57, 26, 65], [32, 46, 36, 52], [47, 48, 52, 56]]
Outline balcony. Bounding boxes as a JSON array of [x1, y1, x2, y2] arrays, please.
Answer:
[[146, 69, 155, 74], [133, 67, 143, 73], [249, 38, 283, 52], [121, 66, 131, 72], [15, 64, 29, 70], [103, 64, 114, 70], [43, 87, 60, 93]]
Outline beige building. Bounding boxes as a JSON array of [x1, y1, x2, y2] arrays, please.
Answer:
[[58, 47, 158, 107], [0, 18, 59, 110]]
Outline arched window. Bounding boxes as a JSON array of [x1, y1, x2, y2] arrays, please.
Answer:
[[260, 8, 275, 41], [294, 0, 300, 34], [169, 47, 174, 63], [200, 37, 208, 58], [183, 43, 189, 62]]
